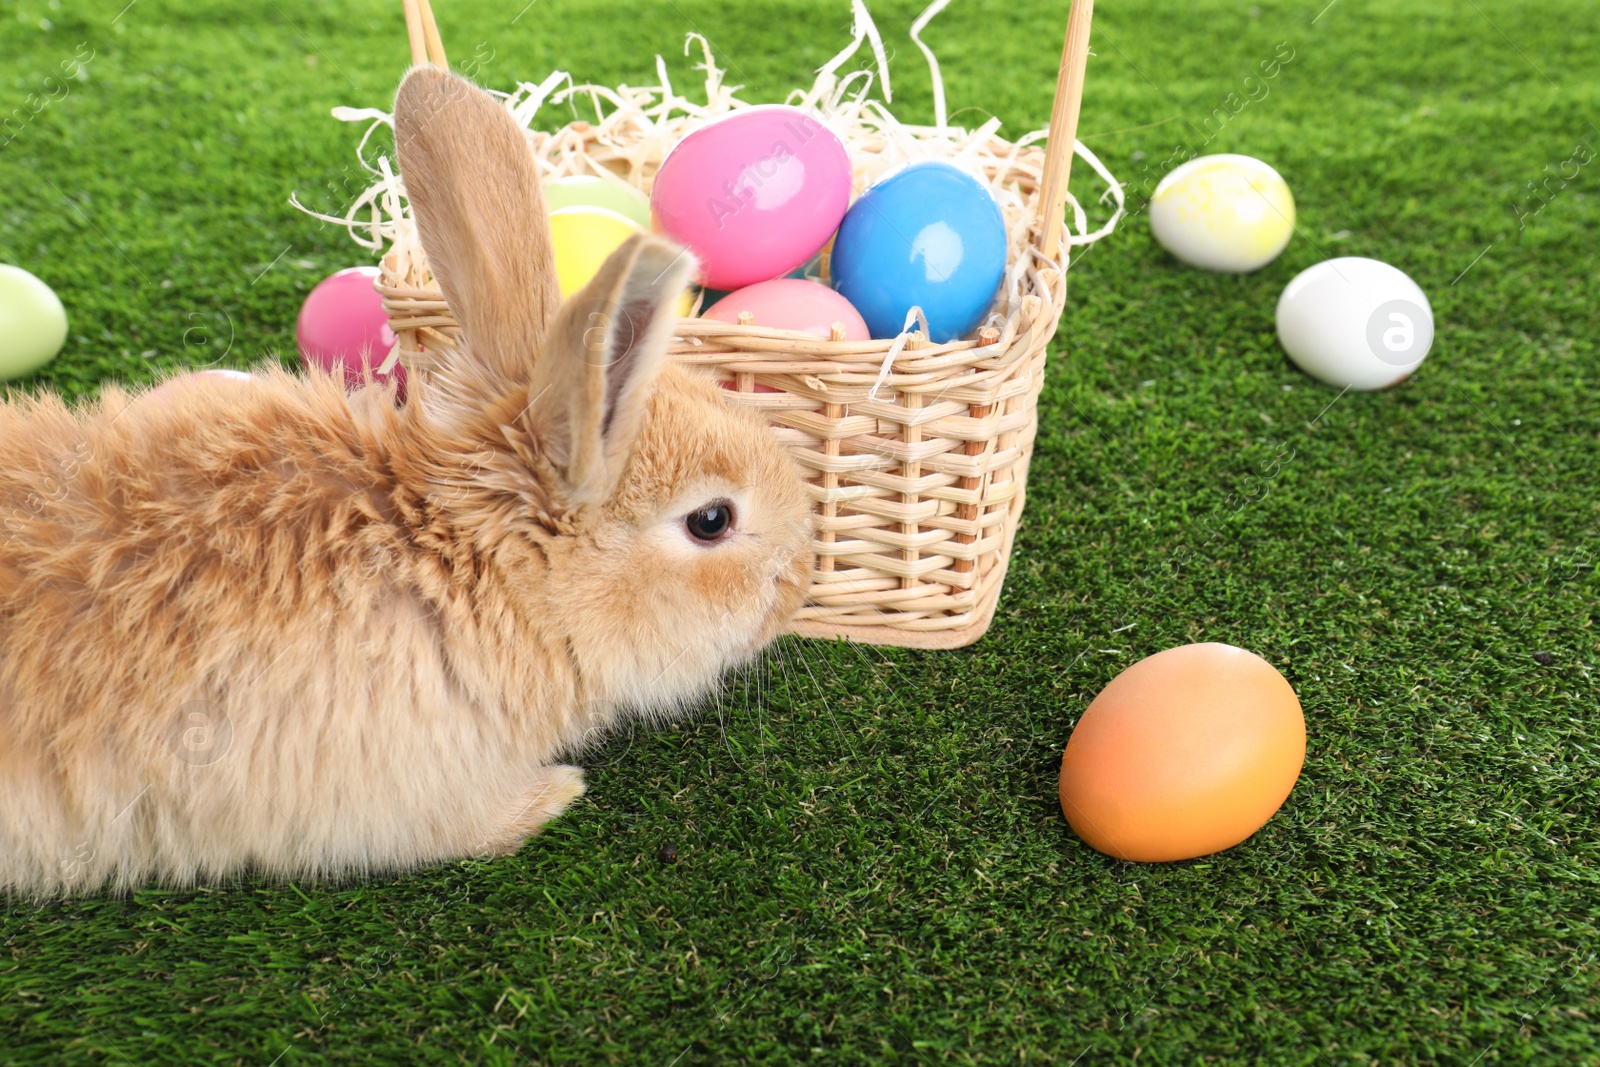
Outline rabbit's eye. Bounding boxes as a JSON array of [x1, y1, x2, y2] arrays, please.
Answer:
[[685, 501, 735, 543]]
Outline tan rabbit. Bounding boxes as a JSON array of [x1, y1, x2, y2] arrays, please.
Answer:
[[0, 67, 814, 897]]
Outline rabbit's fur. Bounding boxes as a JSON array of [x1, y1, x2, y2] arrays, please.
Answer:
[[0, 68, 813, 897]]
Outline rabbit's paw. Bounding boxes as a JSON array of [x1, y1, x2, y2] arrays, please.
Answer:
[[482, 765, 588, 857]]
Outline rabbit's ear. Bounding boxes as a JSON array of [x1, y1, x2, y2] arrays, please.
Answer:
[[394, 66, 561, 383], [525, 234, 696, 505]]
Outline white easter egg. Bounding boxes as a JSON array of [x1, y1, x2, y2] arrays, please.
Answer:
[[1275, 257, 1434, 391], [1149, 154, 1295, 273]]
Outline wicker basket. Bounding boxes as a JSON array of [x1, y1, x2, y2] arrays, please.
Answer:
[[379, 0, 1111, 649]]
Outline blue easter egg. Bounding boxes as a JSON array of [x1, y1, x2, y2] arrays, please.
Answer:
[[831, 162, 1007, 342]]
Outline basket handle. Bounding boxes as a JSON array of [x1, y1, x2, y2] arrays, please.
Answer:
[[401, 0, 1087, 255], [403, 0, 450, 68], [1032, 0, 1094, 263]]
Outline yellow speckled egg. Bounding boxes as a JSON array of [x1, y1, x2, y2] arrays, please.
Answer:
[[1148, 154, 1295, 273]]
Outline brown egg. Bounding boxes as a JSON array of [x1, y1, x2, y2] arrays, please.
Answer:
[[1059, 643, 1305, 862]]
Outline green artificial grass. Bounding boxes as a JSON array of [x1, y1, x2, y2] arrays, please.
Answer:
[[2, 0, 1598, 1062]]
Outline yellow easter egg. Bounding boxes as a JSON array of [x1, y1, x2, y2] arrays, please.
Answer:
[[1148, 154, 1295, 273], [549, 206, 692, 316]]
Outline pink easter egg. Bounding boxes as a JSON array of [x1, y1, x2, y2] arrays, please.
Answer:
[[146, 368, 254, 402], [706, 279, 868, 395], [716, 380, 782, 394], [296, 266, 407, 400], [704, 278, 870, 339], [651, 106, 852, 290]]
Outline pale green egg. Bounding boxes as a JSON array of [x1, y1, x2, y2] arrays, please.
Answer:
[[543, 175, 653, 230], [0, 265, 69, 381]]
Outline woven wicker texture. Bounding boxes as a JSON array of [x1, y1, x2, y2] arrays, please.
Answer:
[[312, 0, 1120, 647]]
